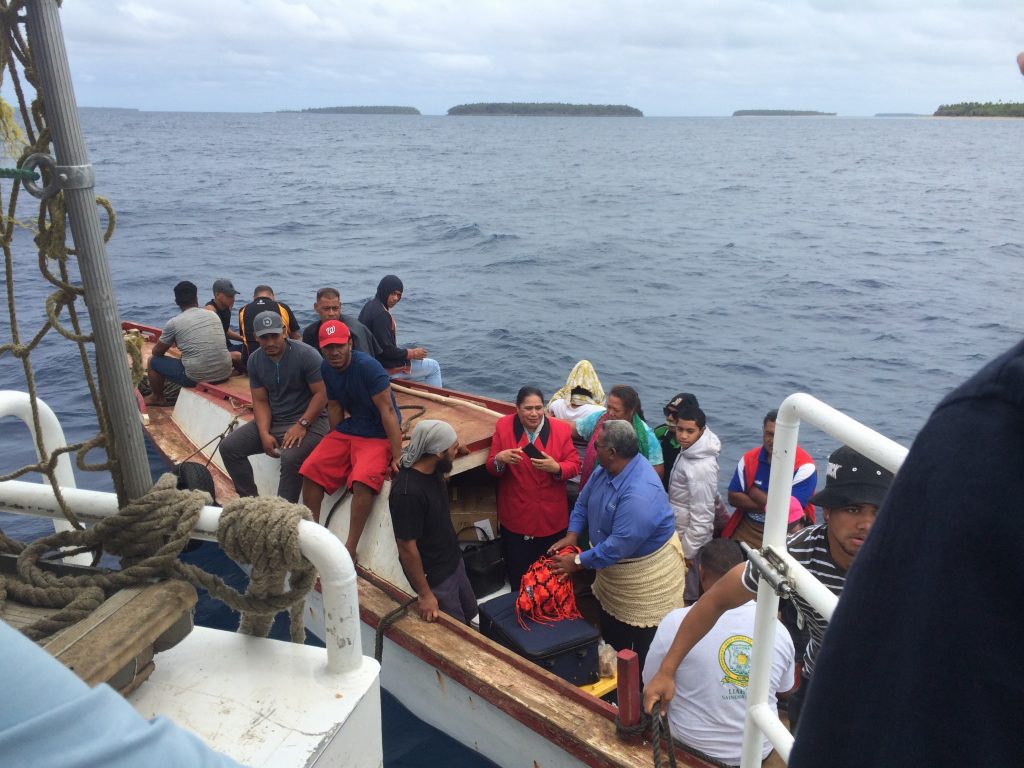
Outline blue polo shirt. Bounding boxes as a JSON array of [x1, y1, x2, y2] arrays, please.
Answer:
[[321, 350, 400, 438], [568, 454, 676, 569]]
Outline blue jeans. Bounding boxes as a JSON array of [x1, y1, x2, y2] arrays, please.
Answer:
[[392, 358, 443, 388], [149, 355, 196, 387]]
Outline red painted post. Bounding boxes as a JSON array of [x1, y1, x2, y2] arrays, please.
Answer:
[[616, 649, 641, 731]]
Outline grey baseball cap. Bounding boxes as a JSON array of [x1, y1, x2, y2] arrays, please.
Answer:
[[212, 278, 239, 296], [253, 310, 284, 337]]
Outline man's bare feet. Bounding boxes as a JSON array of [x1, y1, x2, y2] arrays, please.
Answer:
[[143, 394, 168, 407]]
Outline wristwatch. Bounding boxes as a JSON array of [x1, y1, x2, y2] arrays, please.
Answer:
[[573, 553, 582, 567], [298, 418, 310, 428]]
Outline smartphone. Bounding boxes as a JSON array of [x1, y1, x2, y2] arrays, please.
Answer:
[[521, 442, 544, 460]]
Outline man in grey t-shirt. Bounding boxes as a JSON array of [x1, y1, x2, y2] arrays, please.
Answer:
[[219, 311, 329, 503], [145, 281, 233, 407]]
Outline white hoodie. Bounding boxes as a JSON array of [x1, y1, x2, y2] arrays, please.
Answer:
[[668, 427, 721, 559]]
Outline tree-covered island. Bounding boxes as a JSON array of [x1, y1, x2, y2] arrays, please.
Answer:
[[447, 102, 642, 116], [732, 109, 836, 116], [286, 106, 421, 115], [933, 102, 1024, 117]]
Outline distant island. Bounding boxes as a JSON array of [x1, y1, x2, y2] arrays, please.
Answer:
[[286, 106, 421, 115], [447, 102, 643, 117], [875, 113, 925, 117], [933, 102, 1024, 117], [733, 110, 836, 117]]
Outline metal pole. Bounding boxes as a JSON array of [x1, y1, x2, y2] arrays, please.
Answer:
[[24, 0, 152, 503]]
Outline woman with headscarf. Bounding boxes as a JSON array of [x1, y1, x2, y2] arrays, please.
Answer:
[[389, 419, 478, 624], [486, 386, 581, 589], [357, 274, 443, 387], [547, 360, 606, 422], [572, 384, 664, 488]]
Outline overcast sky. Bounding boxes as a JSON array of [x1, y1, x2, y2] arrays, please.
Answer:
[[52, 0, 1024, 116]]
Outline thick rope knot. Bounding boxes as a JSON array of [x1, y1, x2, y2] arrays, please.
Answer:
[[211, 496, 316, 642]]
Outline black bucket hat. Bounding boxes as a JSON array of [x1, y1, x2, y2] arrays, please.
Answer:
[[809, 445, 894, 508]]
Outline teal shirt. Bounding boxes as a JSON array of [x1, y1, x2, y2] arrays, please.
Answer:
[[575, 409, 664, 466]]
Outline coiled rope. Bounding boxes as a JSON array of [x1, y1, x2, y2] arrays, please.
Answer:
[[0, 473, 316, 643]]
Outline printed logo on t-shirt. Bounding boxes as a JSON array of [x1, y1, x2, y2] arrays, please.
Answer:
[[718, 634, 753, 689]]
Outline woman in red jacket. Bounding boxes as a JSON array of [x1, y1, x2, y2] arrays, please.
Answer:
[[486, 386, 582, 590]]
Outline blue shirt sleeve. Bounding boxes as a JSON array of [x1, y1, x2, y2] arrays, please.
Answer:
[[791, 464, 818, 506], [727, 456, 745, 494], [582, 486, 656, 569], [0, 621, 241, 767]]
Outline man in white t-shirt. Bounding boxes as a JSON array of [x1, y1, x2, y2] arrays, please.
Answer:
[[643, 539, 795, 766]]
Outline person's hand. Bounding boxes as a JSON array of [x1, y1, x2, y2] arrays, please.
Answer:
[[643, 670, 677, 715], [549, 552, 580, 576], [408, 347, 428, 361], [531, 451, 560, 474], [260, 432, 280, 458], [281, 422, 307, 449], [547, 532, 578, 554], [416, 591, 440, 622], [496, 448, 524, 465], [456, 443, 470, 457]]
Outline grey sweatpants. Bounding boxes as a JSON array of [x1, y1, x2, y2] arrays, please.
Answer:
[[219, 416, 329, 503]]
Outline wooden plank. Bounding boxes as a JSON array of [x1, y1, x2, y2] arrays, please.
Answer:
[[44, 580, 197, 687]]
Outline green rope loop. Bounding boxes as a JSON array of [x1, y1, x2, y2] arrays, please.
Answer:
[[0, 166, 39, 180]]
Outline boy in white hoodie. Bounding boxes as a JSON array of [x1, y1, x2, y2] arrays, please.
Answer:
[[667, 405, 721, 602]]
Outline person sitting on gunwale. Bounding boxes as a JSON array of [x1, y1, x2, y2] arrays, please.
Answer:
[[145, 280, 233, 407], [643, 445, 894, 733], [572, 384, 664, 487], [301, 286, 380, 357], [238, 284, 300, 354], [299, 320, 404, 563], [203, 278, 246, 373], [357, 275, 443, 388], [486, 386, 581, 590], [549, 420, 685, 672], [389, 420, 478, 625]]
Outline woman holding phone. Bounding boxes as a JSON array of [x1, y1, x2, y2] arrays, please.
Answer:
[[486, 386, 581, 590]]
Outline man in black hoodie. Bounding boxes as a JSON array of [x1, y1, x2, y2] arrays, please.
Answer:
[[358, 275, 442, 388]]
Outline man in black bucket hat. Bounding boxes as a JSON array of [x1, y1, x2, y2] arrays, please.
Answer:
[[643, 445, 894, 736]]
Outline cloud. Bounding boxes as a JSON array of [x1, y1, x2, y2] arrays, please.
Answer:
[[49, 0, 1024, 114]]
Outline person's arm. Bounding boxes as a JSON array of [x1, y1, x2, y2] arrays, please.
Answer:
[[365, 306, 409, 363], [531, 426, 580, 480], [373, 386, 403, 476], [250, 386, 278, 457], [151, 340, 171, 357], [727, 457, 763, 512], [653, 463, 664, 480], [485, 420, 520, 476], [281, 379, 327, 449], [642, 563, 753, 713], [394, 538, 440, 621], [326, 400, 345, 429]]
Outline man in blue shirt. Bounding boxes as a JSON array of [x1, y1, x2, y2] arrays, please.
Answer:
[[550, 420, 685, 670], [300, 321, 404, 562]]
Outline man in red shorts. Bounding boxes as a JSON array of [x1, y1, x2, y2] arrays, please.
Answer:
[[300, 320, 403, 561]]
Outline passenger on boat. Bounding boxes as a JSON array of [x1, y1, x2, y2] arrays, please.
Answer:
[[218, 311, 329, 504], [238, 284, 300, 354], [203, 278, 246, 373], [572, 384, 664, 487], [546, 360, 605, 422], [357, 274, 443, 388], [666, 404, 721, 603], [549, 420, 684, 672], [486, 386, 581, 589], [144, 280, 233, 407], [643, 445, 893, 733], [653, 392, 699, 491], [722, 409, 817, 548], [390, 419, 478, 624], [301, 286, 381, 357], [789, 338, 1023, 767], [0, 619, 242, 767], [299, 320, 404, 562], [642, 539, 795, 766]]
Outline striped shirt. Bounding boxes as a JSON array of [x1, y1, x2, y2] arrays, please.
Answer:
[[741, 525, 844, 677]]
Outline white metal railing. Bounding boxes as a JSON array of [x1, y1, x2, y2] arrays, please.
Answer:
[[0, 390, 363, 674], [739, 393, 909, 767]]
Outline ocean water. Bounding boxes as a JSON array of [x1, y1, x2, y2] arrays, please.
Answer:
[[1, 111, 1023, 763]]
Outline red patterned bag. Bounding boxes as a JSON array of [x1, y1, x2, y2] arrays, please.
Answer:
[[515, 546, 583, 628]]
